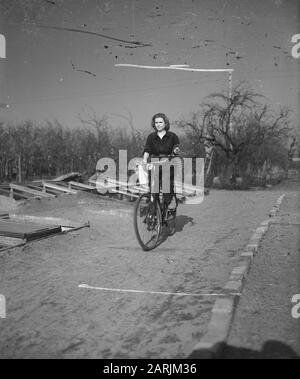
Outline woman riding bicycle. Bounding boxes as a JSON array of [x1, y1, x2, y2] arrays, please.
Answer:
[[142, 113, 180, 215]]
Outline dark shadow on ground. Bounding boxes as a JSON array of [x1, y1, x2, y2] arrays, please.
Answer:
[[175, 215, 196, 232], [155, 215, 196, 248], [152, 215, 196, 251], [189, 341, 300, 359]]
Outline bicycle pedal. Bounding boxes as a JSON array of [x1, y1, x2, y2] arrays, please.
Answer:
[[168, 226, 176, 236], [167, 211, 176, 220]]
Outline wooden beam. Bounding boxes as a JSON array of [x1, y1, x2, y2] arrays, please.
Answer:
[[0, 188, 11, 196], [106, 178, 148, 192], [9, 214, 85, 229], [42, 182, 77, 195], [0, 236, 24, 246], [0, 219, 62, 241], [4, 188, 30, 200], [106, 178, 130, 188], [26, 184, 60, 196], [68, 181, 97, 190], [110, 188, 139, 198], [89, 178, 147, 196], [88, 179, 117, 190], [10, 183, 56, 198], [52, 172, 81, 182]]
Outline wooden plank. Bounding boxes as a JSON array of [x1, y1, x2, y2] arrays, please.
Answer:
[[106, 178, 148, 195], [0, 236, 24, 246], [42, 182, 77, 195], [26, 184, 59, 196], [90, 177, 205, 198], [0, 185, 10, 192], [90, 177, 134, 189], [10, 214, 84, 228], [0, 219, 48, 235], [110, 188, 139, 198], [10, 191, 32, 199], [106, 178, 130, 188], [106, 178, 146, 189], [47, 181, 70, 188], [0, 212, 9, 219], [68, 181, 97, 191], [52, 172, 81, 182], [88, 179, 117, 190], [10, 184, 55, 198], [88, 178, 147, 197], [0, 219, 62, 241], [88, 178, 114, 187], [25, 226, 62, 241], [106, 178, 204, 196], [26, 184, 44, 190], [0, 188, 29, 200]]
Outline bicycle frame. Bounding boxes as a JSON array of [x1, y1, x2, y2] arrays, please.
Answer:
[[134, 155, 178, 251]]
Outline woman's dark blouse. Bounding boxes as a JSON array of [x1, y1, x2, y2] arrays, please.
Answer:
[[143, 131, 180, 156]]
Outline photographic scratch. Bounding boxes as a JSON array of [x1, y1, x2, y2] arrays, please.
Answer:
[[70, 60, 96, 78], [37, 25, 152, 47], [44, 0, 56, 5]]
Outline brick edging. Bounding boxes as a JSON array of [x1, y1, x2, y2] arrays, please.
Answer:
[[189, 193, 286, 358]]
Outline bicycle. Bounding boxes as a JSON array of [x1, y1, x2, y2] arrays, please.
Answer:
[[133, 155, 179, 251]]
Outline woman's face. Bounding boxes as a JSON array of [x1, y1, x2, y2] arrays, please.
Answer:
[[154, 117, 166, 132]]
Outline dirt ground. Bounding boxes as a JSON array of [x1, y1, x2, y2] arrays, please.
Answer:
[[0, 182, 296, 358]]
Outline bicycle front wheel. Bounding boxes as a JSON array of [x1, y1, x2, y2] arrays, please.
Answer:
[[133, 193, 162, 251]]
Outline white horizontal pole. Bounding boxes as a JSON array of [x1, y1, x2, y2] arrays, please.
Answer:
[[79, 284, 240, 297], [115, 64, 234, 72]]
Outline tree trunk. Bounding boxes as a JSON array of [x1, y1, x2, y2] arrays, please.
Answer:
[[221, 162, 233, 185]]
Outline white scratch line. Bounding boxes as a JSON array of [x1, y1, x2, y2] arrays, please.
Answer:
[[78, 284, 240, 297], [115, 64, 234, 72]]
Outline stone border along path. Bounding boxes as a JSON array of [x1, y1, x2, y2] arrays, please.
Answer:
[[189, 193, 286, 358]]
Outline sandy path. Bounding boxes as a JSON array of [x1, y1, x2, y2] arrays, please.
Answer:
[[224, 189, 300, 358], [0, 188, 282, 358]]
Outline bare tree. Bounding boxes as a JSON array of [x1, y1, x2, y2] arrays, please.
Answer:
[[110, 108, 145, 158], [78, 106, 111, 158], [178, 83, 292, 184]]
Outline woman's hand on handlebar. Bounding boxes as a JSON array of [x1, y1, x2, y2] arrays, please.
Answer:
[[141, 161, 152, 171], [173, 146, 180, 155]]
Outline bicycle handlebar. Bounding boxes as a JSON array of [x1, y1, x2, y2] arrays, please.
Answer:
[[137, 153, 181, 172], [149, 153, 178, 160]]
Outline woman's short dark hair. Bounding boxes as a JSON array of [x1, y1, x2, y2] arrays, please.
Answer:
[[151, 113, 170, 131]]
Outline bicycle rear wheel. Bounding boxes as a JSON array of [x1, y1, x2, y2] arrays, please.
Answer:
[[134, 193, 162, 251]]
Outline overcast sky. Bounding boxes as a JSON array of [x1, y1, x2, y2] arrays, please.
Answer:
[[0, 0, 299, 131]]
